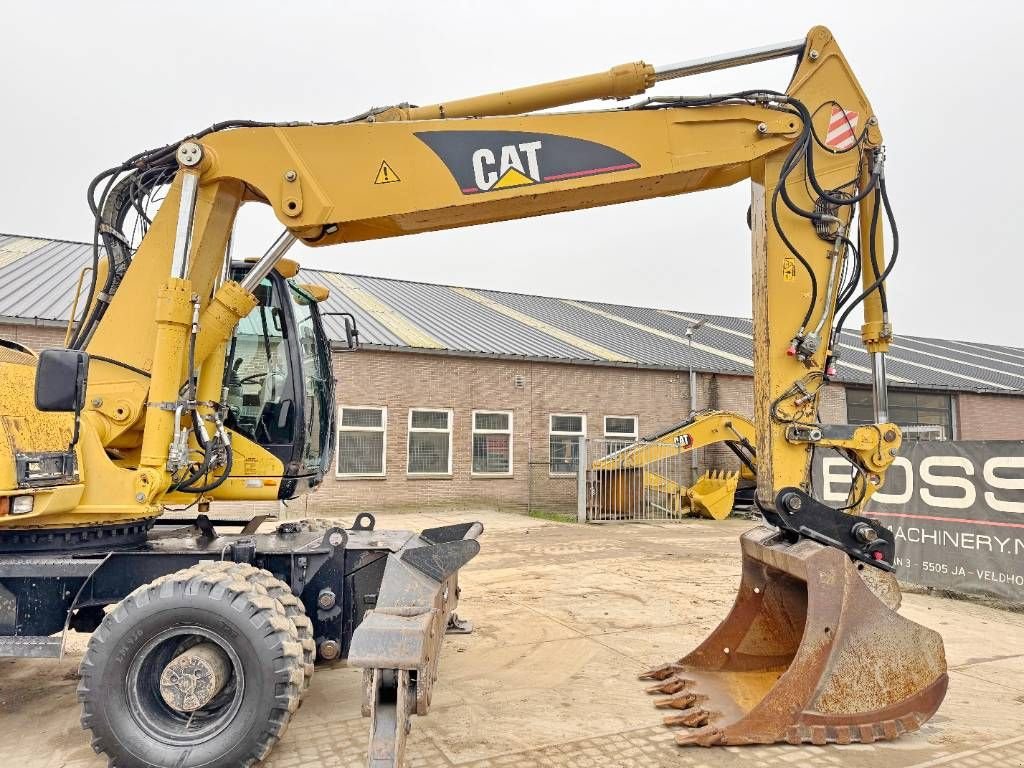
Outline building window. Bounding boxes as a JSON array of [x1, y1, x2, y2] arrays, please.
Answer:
[[603, 415, 638, 453], [472, 411, 513, 476], [550, 414, 586, 475], [846, 389, 953, 440], [336, 406, 386, 477], [408, 408, 453, 475]]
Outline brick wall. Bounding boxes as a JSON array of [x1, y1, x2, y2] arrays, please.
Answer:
[[957, 392, 1024, 440], [305, 350, 695, 514], [0, 322, 67, 350]]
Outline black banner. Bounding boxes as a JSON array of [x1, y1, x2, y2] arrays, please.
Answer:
[[814, 441, 1024, 600]]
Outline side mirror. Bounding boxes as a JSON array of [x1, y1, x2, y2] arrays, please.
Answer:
[[35, 349, 89, 413], [344, 315, 360, 350], [320, 312, 360, 351]]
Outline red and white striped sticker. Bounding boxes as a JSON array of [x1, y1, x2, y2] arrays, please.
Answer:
[[825, 105, 859, 150]]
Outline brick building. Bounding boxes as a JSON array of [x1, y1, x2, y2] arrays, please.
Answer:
[[1, 233, 1022, 514]]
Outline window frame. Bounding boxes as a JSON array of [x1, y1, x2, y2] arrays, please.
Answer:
[[603, 415, 638, 441], [406, 407, 454, 476], [549, 413, 587, 476], [470, 409, 514, 477], [335, 405, 387, 479], [846, 388, 955, 439]]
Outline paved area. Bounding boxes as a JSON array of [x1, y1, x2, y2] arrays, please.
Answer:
[[4, 510, 1023, 767]]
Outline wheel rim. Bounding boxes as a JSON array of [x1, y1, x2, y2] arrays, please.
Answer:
[[126, 625, 245, 745]]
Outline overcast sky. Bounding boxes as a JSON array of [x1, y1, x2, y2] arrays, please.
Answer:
[[2, 1, 1020, 346]]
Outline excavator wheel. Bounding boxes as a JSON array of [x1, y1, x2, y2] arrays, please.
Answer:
[[212, 561, 316, 689], [78, 562, 304, 768]]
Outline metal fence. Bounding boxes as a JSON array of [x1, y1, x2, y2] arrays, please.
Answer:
[[581, 437, 700, 522]]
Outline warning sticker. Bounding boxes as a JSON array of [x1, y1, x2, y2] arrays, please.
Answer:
[[783, 256, 797, 282], [374, 161, 400, 185], [825, 105, 860, 151]]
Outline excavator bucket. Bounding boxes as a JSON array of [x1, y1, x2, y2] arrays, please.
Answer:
[[687, 470, 740, 520], [642, 526, 947, 747]]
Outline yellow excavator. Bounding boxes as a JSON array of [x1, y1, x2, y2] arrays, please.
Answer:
[[588, 410, 757, 520], [0, 25, 946, 766]]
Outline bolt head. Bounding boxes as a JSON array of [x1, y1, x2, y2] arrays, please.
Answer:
[[884, 429, 897, 442], [809, 49, 820, 61], [91, 398, 103, 407], [284, 170, 297, 182], [756, 122, 768, 134], [317, 588, 337, 611], [785, 495, 803, 512], [135, 492, 146, 503]]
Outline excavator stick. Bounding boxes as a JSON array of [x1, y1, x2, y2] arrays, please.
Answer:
[[642, 526, 947, 746], [687, 470, 741, 520], [349, 521, 483, 768]]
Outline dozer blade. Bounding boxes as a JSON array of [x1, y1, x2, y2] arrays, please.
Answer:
[[350, 521, 483, 767], [642, 525, 947, 747], [687, 470, 739, 520]]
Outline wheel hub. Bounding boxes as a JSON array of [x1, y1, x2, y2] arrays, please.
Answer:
[[159, 642, 231, 712]]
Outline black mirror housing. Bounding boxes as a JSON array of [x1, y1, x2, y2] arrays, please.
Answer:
[[344, 316, 360, 349], [35, 349, 90, 413]]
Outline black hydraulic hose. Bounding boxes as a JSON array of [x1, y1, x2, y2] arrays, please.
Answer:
[[790, 96, 879, 208], [865, 188, 888, 313], [184, 305, 208, 452], [70, 170, 119, 349], [771, 182, 818, 331], [179, 442, 236, 495], [169, 446, 213, 493], [828, 176, 900, 361], [835, 234, 861, 307]]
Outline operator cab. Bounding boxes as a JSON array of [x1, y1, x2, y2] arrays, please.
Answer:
[[223, 263, 339, 498]]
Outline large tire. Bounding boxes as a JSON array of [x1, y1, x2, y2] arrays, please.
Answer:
[[78, 563, 304, 768], [215, 562, 316, 689]]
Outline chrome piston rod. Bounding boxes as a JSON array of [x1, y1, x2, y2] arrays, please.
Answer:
[[653, 38, 805, 82], [239, 231, 298, 292], [871, 352, 890, 423]]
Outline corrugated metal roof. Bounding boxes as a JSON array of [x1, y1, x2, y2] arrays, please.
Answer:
[[0, 233, 1021, 396]]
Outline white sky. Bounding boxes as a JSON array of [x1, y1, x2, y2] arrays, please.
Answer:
[[2, 1, 1020, 346]]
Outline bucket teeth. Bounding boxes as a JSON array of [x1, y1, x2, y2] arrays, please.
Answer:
[[654, 692, 701, 710], [664, 707, 709, 728], [645, 675, 693, 695], [638, 663, 683, 681], [674, 725, 723, 746]]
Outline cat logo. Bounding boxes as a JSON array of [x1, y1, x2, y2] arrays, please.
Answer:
[[415, 130, 640, 195], [471, 141, 543, 192]]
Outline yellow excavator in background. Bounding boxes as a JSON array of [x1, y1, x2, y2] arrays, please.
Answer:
[[0, 25, 947, 766], [588, 410, 757, 520]]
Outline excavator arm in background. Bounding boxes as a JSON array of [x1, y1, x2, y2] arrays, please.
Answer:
[[6, 25, 946, 763], [589, 410, 756, 520]]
